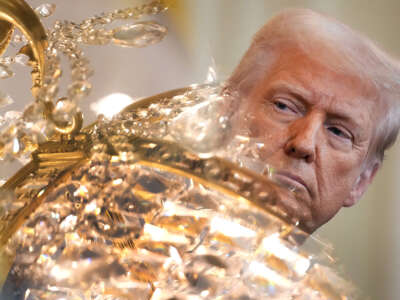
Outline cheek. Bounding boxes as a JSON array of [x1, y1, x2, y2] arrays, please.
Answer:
[[319, 144, 364, 181], [316, 154, 362, 210], [237, 99, 289, 161], [330, 154, 363, 180], [313, 150, 364, 213], [248, 104, 287, 138]]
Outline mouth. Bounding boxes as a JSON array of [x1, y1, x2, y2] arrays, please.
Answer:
[[269, 170, 313, 227], [273, 171, 311, 200]]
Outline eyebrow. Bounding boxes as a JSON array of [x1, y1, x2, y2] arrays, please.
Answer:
[[266, 80, 362, 129], [265, 81, 311, 113], [266, 81, 312, 104]]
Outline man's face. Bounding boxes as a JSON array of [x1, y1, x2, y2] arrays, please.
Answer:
[[242, 50, 382, 232]]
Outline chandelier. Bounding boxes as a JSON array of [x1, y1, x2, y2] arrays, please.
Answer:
[[0, 1, 357, 299]]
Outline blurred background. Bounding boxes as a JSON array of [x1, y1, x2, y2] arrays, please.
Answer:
[[1, 0, 399, 299]]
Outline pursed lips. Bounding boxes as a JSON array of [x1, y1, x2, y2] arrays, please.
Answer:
[[273, 171, 312, 206]]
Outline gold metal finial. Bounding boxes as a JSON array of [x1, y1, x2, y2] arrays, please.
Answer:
[[0, 0, 47, 87]]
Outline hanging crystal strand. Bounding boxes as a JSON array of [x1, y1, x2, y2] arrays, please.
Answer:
[[79, 0, 169, 47], [0, 0, 170, 161], [43, 0, 170, 128]]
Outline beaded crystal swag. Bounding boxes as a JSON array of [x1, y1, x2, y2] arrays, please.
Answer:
[[0, 0, 168, 162]]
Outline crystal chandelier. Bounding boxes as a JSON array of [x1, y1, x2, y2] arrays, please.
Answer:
[[0, 1, 357, 299]]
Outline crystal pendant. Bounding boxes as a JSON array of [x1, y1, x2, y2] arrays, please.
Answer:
[[0, 57, 13, 65], [52, 98, 77, 123], [3, 111, 22, 126], [112, 21, 167, 47], [68, 81, 92, 100], [34, 3, 56, 18], [169, 93, 233, 156], [12, 34, 28, 44], [0, 91, 13, 108], [14, 54, 30, 66], [0, 64, 14, 79]]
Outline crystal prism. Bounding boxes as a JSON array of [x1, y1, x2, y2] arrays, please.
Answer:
[[68, 81, 92, 100], [34, 3, 56, 18], [14, 54, 30, 66], [4, 110, 22, 121], [112, 21, 167, 47], [0, 91, 14, 108], [0, 56, 13, 65], [0, 64, 14, 79], [12, 34, 27, 44], [169, 94, 233, 155], [52, 98, 78, 123]]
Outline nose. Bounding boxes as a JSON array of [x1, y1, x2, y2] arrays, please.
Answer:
[[284, 114, 321, 163]]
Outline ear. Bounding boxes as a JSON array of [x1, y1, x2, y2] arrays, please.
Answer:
[[344, 160, 381, 207]]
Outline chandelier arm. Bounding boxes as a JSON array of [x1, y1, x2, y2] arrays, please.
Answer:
[[0, 19, 12, 56], [0, 0, 47, 87]]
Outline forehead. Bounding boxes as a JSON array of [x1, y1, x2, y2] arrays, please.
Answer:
[[266, 50, 374, 94], [253, 50, 382, 122]]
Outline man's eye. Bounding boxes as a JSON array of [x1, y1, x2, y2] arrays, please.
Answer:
[[272, 100, 296, 114], [275, 101, 289, 110], [327, 126, 352, 140]]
